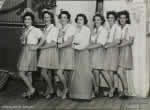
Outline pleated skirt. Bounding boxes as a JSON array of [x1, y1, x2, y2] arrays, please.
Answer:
[[70, 50, 94, 99], [38, 47, 59, 69], [17, 45, 37, 71], [104, 47, 119, 71], [89, 48, 106, 70], [59, 46, 75, 70]]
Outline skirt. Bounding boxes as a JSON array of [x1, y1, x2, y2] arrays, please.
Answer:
[[70, 50, 94, 99], [17, 45, 37, 71], [118, 45, 133, 69], [104, 47, 119, 71], [59, 46, 75, 70], [89, 48, 106, 70], [38, 47, 59, 69]]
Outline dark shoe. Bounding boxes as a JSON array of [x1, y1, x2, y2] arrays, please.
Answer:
[[119, 91, 129, 99], [27, 90, 38, 100], [119, 94, 129, 99], [21, 92, 28, 99]]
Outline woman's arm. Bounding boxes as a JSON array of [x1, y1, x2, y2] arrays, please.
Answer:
[[104, 39, 120, 48], [58, 36, 74, 48], [118, 37, 134, 47], [30, 37, 45, 51], [40, 41, 57, 49], [88, 43, 103, 50]]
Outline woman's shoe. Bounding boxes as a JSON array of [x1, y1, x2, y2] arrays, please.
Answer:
[[27, 89, 38, 100], [104, 91, 109, 97], [119, 94, 129, 99], [39, 91, 52, 99], [45, 94, 52, 99], [21, 92, 29, 98], [119, 90, 129, 99]]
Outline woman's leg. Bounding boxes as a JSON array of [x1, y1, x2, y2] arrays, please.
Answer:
[[27, 72, 32, 85], [64, 70, 69, 88], [109, 71, 115, 97], [101, 70, 114, 97], [91, 71, 99, 96], [19, 71, 35, 96], [118, 67, 128, 96], [113, 72, 120, 96], [57, 69, 68, 99], [66, 70, 73, 92], [41, 68, 53, 98], [92, 69, 100, 94]]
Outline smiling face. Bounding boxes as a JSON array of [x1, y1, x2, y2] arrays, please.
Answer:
[[119, 14, 128, 26], [94, 16, 102, 28], [59, 14, 69, 26], [43, 13, 51, 26], [24, 16, 32, 27], [77, 16, 84, 26], [107, 14, 115, 26]]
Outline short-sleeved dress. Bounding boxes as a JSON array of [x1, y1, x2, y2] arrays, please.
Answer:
[[38, 24, 59, 69], [118, 24, 134, 70], [70, 26, 94, 99], [17, 26, 43, 71], [89, 26, 108, 70], [58, 24, 76, 70], [104, 24, 121, 71]]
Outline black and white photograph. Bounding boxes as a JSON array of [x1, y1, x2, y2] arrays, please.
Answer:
[[0, 0, 150, 110]]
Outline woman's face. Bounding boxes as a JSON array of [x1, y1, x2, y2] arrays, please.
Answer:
[[94, 16, 102, 28], [119, 15, 127, 26], [77, 16, 84, 26], [60, 14, 69, 25], [24, 16, 32, 27], [107, 14, 115, 26], [43, 13, 51, 26]]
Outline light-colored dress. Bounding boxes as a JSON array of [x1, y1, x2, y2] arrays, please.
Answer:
[[89, 26, 108, 70], [118, 24, 134, 70], [104, 23, 121, 71], [70, 25, 94, 99], [58, 24, 76, 70], [17, 26, 43, 71], [38, 24, 59, 69]]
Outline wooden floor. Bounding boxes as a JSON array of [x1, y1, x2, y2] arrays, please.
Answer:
[[0, 78, 150, 110]]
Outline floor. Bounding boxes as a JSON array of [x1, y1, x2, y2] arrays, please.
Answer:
[[0, 78, 150, 110]]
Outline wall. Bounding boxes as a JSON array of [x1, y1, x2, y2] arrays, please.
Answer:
[[104, 0, 148, 97]]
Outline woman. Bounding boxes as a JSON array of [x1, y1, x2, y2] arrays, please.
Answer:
[[17, 8, 43, 99], [88, 14, 108, 95], [103, 11, 121, 97], [38, 9, 59, 99], [70, 14, 96, 100], [117, 10, 134, 98], [57, 11, 76, 99]]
